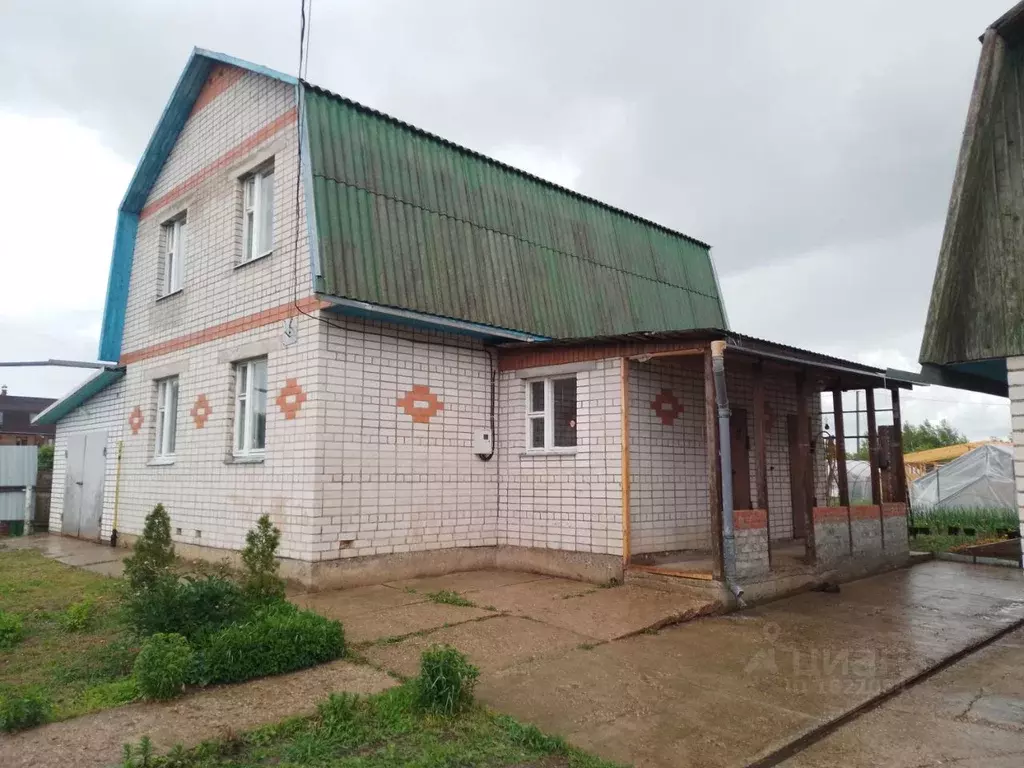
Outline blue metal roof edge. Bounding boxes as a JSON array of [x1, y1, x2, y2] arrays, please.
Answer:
[[33, 368, 126, 426], [97, 48, 298, 362]]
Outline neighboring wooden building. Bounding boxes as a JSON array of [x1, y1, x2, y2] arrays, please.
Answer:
[[0, 387, 55, 446]]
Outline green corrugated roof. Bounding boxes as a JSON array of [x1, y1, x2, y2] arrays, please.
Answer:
[[304, 84, 727, 338]]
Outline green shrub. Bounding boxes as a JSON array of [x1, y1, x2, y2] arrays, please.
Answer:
[[74, 678, 139, 713], [0, 688, 50, 732], [37, 443, 54, 471], [124, 504, 175, 592], [241, 515, 286, 602], [58, 599, 95, 633], [133, 633, 194, 700], [201, 603, 344, 684], [415, 645, 479, 716], [0, 610, 24, 649], [124, 575, 249, 641], [425, 589, 475, 607]]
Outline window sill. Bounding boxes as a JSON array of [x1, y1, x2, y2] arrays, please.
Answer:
[[521, 448, 578, 457], [227, 453, 265, 465], [156, 289, 183, 303], [148, 456, 176, 466], [235, 251, 273, 270]]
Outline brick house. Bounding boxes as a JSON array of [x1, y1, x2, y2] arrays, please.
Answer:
[[0, 387, 55, 447], [36, 49, 910, 591]]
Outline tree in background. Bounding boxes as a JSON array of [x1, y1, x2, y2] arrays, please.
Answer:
[[850, 419, 967, 460]]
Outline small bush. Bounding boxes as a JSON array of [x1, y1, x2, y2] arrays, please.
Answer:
[[241, 514, 285, 603], [124, 575, 249, 642], [415, 645, 479, 716], [425, 590, 475, 607], [0, 689, 50, 732], [58, 599, 94, 633], [133, 633, 194, 700], [124, 504, 176, 592], [37, 443, 54, 471], [202, 604, 344, 685], [0, 610, 24, 649], [75, 678, 139, 712]]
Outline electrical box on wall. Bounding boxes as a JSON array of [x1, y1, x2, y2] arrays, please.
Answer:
[[473, 428, 493, 455]]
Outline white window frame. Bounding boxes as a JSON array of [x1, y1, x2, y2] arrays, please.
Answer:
[[233, 357, 268, 457], [241, 165, 274, 263], [161, 215, 185, 295], [154, 377, 179, 460], [525, 376, 577, 452]]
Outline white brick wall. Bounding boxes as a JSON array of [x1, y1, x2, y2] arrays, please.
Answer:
[[628, 357, 826, 555], [497, 360, 623, 556], [1008, 356, 1024, 542]]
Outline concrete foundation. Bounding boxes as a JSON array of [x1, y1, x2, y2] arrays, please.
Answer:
[[850, 505, 884, 560], [813, 506, 852, 568]]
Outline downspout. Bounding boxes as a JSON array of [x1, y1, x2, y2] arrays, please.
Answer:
[[710, 341, 739, 593], [110, 440, 123, 548]]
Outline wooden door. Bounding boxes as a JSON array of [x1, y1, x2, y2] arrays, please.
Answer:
[[786, 415, 808, 539], [730, 408, 751, 509]]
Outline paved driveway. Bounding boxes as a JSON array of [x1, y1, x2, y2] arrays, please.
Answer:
[[346, 561, 1024, 767]]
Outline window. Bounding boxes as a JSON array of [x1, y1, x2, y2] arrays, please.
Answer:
[[154, 377, 179, 459], [526, 377, 577, 450], [162, 216, 185, 295], [242, 166, 274, 262], [234, 358, 268, 456]]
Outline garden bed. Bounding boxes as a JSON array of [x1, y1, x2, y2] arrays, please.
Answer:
[[908, 507, 1019, 554]]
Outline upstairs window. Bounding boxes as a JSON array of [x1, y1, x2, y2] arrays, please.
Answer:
[[234, 358, 268, 456], [526, 377, 577, 450], [154, 377, 179, 459], [242, 165, 274, 262], [162, 215, 185, 295]]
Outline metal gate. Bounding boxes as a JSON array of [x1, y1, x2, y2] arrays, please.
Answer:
[[62, 431, 107, 540], [0, 445, 38, 532]]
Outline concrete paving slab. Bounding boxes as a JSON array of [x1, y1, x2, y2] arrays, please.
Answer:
[[53, 550, 128, 567], [344, 602, 496, 644], [470, 577, 602, 613], [384, 569, 549, 594], [364, 615, 591, 678], [80, 559, 125, 578], [291, 584, 425, 620]]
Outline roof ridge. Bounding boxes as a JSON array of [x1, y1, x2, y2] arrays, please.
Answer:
[[301, 79, 712, 251]]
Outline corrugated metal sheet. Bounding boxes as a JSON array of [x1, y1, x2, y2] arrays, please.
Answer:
[[921, 29, 1024, 365], [304, 85, 727, 339], [0, 446, 38, 487], [0, 492, 27, 522]]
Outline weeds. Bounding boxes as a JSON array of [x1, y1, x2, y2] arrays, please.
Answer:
[[58, 599, 95, 633], [415, 645, 479, 716], [0, 609, 24, 648], [425, 589, 475, 607]]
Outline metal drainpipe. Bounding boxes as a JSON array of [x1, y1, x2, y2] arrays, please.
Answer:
[[710, 341, 738, 589]]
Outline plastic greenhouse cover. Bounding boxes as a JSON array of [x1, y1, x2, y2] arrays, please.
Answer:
[[911, 444, 1015, 512]]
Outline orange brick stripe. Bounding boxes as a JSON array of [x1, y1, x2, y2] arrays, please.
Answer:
[[190, 64, 244, 117], [881, 502, 907, 518], [141, 107, 298, 220], [813, 506, 849, 523], [734, 508, 768, 530], [849, 505, 882, 521], [498, 341, 707, 371], [119, 297, 329, 365]]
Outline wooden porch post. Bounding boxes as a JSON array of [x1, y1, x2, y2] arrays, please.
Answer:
[[832, 388, 850, 507], [796, 373, 816, 563], [865, 388, 882, 506], [705, 347, 723, 581], [753, 363, 770, 562], [890, 387, 907, 505]]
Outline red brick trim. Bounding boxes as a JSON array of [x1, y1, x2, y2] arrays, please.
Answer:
[[881, 502, 907, 518], [734, 508, 768, 530], [141, 106, 297, 220], [813, 506, 849, 523], [120, 296, 329, 365], [190, 64, 244, 117], [849, 505, 882, 521], [498, 342, 707, 372]]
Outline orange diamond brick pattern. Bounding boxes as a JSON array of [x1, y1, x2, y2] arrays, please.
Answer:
[[128, 406, 144, 435], [651, 388, 683, 426], [397, 384, 445, 424], [275, 378, 307, 420], [190, 394, 212, 429]]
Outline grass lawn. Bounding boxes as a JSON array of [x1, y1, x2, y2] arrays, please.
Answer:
[[121, 683, 619, 768], [908, 507, 1019, 554], [0, 548, 138, 720]]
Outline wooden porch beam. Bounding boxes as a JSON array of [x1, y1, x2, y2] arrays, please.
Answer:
[[890, 387, 907, 504], [865, 388, 882, 506], [796, 373, 817, 563], [705, 348, 724, 581], [832, 388, 850, 507], [753, 363, 771, 565]]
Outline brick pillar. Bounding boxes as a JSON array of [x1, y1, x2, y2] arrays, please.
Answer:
[[850, 505, 883, 559], [882, 502, 909, 557], [812, 506, 851, 568], [1010, 356, 1024, 567], [734, 509, 770, 580]]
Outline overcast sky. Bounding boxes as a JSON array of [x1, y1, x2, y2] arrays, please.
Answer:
[[0, 0, 1014, 439]]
